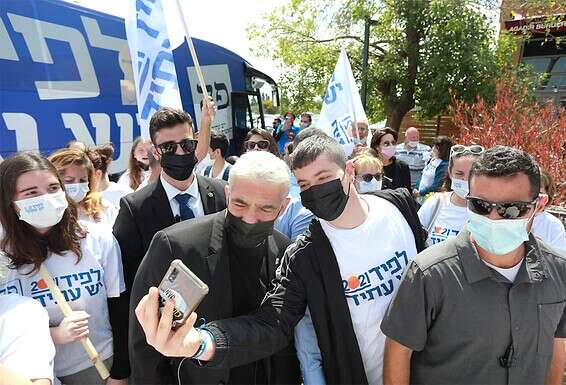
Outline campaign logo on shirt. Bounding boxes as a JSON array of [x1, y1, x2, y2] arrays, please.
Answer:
[[1, 268, 104, 307], [430, 225, 460, 244], [342, 250, 408, 306]]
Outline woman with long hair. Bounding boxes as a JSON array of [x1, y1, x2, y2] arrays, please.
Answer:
[[86, 144, 132, 209], [370, 128, 411, 192], [49, 148, 117, 225], [417, 144, 484, 246], [117, 137, 151, 190], [414, 136, 453, 200], [0, 152, 125, 385]]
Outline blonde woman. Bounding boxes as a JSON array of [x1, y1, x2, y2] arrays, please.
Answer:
[[351, 149, 384, 194]]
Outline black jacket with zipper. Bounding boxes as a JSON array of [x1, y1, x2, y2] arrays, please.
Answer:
[[205, 188, 426, 384]]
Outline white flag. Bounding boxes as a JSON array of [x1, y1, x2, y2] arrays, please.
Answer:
[[126, 0, 183, 138], [318, 49, 367, 156]]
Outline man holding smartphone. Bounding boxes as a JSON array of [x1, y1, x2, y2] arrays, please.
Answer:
[[129, 151, 301, 384], [135, 134, 425, 384]]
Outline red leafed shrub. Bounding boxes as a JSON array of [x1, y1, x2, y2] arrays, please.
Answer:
[[450, 77, 566, 205]]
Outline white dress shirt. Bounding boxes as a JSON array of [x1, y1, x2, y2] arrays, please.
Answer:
[[160, 174, 205, 219]]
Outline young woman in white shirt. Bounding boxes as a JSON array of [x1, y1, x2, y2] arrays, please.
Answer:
[[0, 152, 126, 385], [117, 137, 152, 190], [418, 145, 484, 246], [87, 144, 133, 209], [49, 149, 117, 226]]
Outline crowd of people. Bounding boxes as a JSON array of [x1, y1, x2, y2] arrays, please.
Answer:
[[1, 103, 565, 385]]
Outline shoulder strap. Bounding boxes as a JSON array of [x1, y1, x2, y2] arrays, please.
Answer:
[[204, 165, 212, 177], [373, 189, 427, 252], [222, 165, 232, 181], [426, 193, 446, 235]]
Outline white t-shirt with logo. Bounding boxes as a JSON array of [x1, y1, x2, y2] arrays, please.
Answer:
[[0, 294, 55, 383], [418, 192, 469, 247], [1, 224, 125, 377], [320, 194, 418, 385], [532, 211, 566, 254]]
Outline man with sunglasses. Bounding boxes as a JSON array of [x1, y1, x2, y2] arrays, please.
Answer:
[[382, 146, 566, 385], [111, 103, 227, 379]]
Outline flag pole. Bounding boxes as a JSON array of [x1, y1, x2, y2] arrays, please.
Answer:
[[342, 49, 360, 140], [39, 264, 109, 379], [174, 0, 209, 101]]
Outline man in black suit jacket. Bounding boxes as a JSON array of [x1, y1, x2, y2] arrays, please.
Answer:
[[110, 103, 226, 379], [130, 151, 301, 384]]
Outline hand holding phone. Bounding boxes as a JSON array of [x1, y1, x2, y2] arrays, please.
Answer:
[[158, 260, 209, 329]]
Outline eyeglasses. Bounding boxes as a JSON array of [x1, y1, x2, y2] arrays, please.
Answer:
[[244, 140, 270, 151], [450, 145, 484, 157], [359, 173, 382, 183], [156, 139, 198, 155], [466, 196, 538, 219]]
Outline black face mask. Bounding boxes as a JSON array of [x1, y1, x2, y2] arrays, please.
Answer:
[[137, 160, 149, 171], [226, 210, 276, 249], [160, 152, 198, 181], [300, 177, 350, 221]]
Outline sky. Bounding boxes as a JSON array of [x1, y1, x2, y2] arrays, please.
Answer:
[[65, 0, 287, 80]]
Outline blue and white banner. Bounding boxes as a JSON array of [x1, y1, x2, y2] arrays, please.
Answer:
[[125, 0, 183, 138], [318, 49, 367, 156]]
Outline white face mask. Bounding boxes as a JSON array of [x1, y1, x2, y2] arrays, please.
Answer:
[[408, 141, 419, 148], [451, 178, 469, 199], [65, 182, 90, 203], [358, 178, 382, 194], [15, 191, 68, 229]]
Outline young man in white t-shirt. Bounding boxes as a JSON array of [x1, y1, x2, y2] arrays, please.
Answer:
[[133, 134, 423, 385]]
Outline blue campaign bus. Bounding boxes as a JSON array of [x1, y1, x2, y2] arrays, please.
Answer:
[[0, 0, 277, 173]]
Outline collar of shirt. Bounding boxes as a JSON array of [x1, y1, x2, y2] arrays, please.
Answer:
[[456, 227, 548, 285], [160, 174, 200, 203]]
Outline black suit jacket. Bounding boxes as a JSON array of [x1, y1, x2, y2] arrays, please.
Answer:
[[129, 210, 300, 385], [113, 175, 227, 291], [109, 175, 226, 378]]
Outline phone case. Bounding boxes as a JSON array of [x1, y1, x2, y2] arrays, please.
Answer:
[[158, 259, 209, 329]]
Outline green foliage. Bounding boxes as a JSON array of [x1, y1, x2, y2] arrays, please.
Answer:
[[247, 0, 548, 128]]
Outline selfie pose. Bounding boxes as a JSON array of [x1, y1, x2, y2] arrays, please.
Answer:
[[130, 151, 300, 384]]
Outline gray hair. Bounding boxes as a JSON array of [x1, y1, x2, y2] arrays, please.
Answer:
[[291, 134, 346, 171], [228, 151, 291, 198]]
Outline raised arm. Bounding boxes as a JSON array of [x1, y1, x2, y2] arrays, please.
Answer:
[[195, 97, 215, 162]]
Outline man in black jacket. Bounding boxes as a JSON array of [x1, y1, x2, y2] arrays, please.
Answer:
[[110, 103, 227, 379], [130, 151, 301, 384], [135, 135, 425, 384]]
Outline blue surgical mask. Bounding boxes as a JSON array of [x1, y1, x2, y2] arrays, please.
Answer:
[[358, 178, 382, 194], [451, 178, 469, 199], [467, 210, 532, 255]]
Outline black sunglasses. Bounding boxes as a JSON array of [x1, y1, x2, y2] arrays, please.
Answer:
[[156, 139, 198, 155], [244, 140, 270, 151], [466, 196, 538, 219], [359, 173, 382, 183]]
